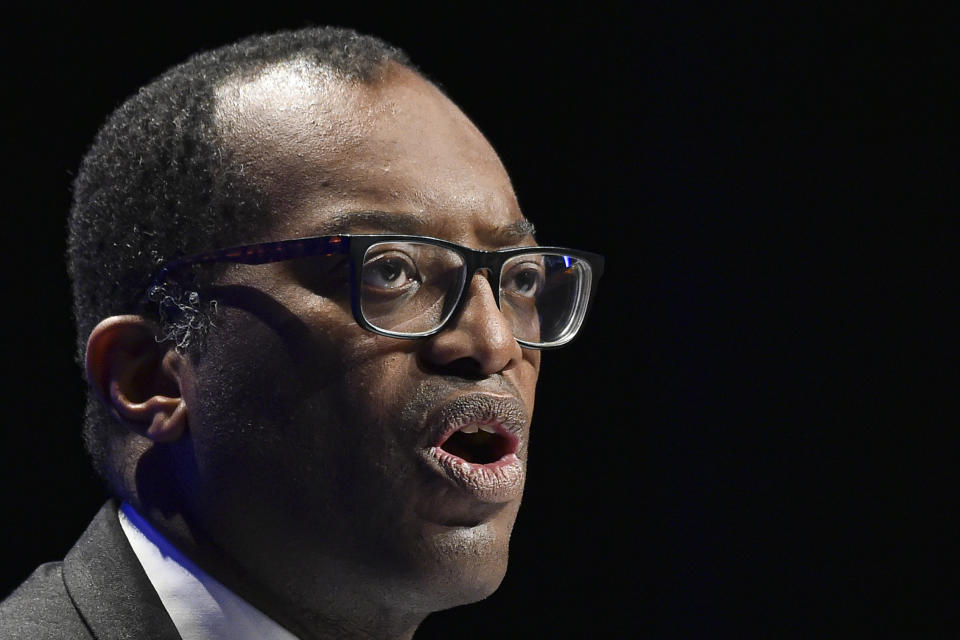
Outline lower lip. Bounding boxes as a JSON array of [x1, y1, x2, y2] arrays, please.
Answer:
[[425, 447, 525, 503]]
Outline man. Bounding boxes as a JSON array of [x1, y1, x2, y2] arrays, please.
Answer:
[[1, 27, 602, 639]]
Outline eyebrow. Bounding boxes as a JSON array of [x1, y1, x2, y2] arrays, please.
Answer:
[[313, 210, 537, 244], [317, 210, 429, 235], [497, 218, 537, 242]]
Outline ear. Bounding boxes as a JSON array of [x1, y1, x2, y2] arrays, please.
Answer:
[[85, 315, 189, 443]]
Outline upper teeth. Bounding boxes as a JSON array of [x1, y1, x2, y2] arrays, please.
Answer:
[[459, 424, 498, 434]]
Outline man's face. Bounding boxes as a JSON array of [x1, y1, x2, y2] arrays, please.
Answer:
[[169, 61, 540, 615]]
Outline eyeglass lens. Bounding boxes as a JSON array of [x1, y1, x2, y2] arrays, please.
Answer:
[[359, 242, 593, 345]]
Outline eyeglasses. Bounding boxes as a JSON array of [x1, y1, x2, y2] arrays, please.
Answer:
[[148, 234, 604, 349]]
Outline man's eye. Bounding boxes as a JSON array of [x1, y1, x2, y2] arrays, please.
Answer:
[[362, 254, 419, 290], [504, 264, 545, 297]]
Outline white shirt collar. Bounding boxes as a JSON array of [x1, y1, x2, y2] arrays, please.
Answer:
[[118, 502, 300, 640]]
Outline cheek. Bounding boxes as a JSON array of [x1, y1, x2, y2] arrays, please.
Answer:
[[193, 295, 416, 478], [184, 306, 328, 474], [337, 349, 410, 416], [519, 348, 541, 413], [283, 287, 417, 429], [178, 303, 386, 544]]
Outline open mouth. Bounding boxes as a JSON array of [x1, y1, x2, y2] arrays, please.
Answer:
[[438, 423, 517, 465], [421, 394, 528, 503]]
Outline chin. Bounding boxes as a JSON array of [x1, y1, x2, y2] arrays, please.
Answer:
[[407, 518, 514, 612]]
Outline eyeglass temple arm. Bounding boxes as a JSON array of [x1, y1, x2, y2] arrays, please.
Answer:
[[150, 235, 350, 287]]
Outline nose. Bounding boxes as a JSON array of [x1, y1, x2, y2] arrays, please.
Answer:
[[419, 272, 524, 377]]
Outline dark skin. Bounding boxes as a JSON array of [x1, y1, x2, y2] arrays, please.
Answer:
[[86, 61, 540, 639]]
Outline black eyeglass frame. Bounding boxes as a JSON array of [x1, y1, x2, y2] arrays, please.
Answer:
[[148, 234, 605, 349]]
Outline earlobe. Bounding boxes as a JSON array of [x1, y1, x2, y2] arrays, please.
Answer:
[[86, 315, 189, 443]]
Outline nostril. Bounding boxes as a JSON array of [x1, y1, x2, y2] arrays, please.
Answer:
[[421, 355, 487, 380]]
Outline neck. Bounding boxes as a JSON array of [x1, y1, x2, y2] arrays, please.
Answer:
[[125, 496, 426, 640]]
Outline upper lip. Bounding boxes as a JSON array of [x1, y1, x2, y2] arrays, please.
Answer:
[[422, 392, 529, 456]]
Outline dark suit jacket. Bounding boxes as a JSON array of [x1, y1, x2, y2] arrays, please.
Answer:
[[0, 501, 181, 639]]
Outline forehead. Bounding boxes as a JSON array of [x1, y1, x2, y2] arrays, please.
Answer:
[[214, 59, 530, 247]]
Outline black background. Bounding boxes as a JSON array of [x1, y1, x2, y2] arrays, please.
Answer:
[[1, 4, 954, 637]]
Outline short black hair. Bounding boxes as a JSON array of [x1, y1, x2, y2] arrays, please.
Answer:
[[67, 26, 411, 494]]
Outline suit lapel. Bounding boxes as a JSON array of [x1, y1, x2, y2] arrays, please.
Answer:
[[62, 501, 181, 640]]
